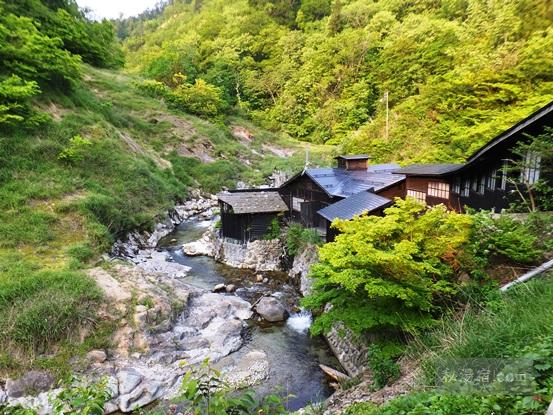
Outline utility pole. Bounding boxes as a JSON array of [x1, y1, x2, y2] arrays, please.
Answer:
[[384, 91, 389, 140]]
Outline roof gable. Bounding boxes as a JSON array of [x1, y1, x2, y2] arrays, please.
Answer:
[[317, 191, 392, 221], [218, 191, 288, 214]]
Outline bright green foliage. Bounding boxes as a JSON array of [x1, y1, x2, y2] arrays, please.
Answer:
[[302, 198, 473, 335], [0, 10, 82, 88], [0, 0, 123, 127], [0, 75, 40, 126], [178, 359, 287, 415], [167, 79, 227, 118], [124, 0, 553, 162], [3, 0, 124, 69], [58, 135, 93, 164], [134, 79, 171, 99], [467, 211, 543, 271], [136, 78, 227, 118]]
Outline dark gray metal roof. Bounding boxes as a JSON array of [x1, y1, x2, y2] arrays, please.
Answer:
[[392, 163, 463, 176], [335, 154, 371, 160], [305, 164, 405, 198], [318, 191, 392, 221], [218, 191, 288, 214]]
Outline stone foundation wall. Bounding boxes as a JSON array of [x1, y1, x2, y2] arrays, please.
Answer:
[[213, 238, 285, 272], [325, 322, 370, 377]]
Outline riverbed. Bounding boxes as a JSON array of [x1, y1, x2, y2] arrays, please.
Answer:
[[158, 219, 336, 410]]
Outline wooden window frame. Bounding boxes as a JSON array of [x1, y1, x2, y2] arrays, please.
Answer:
[[427, 181, 450, 199], [407, 189, 426, 204]]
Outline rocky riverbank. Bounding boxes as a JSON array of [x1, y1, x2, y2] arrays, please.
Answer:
[[2, 197, 323, 414]]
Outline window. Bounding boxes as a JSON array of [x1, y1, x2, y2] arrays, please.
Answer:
[[292, 197, 304, 212], [478, 175, 485, 194], [452, 177, 461, 194], [471, 176, 478, 192], [501, 160, 509, 190], [487, 168, 497, 190], [428, 181, 450, 199], [460, 179, 469, 197], [521, 151, 541, 185], [407, 189, 426, 204]]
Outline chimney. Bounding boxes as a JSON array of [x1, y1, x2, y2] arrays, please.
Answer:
[[335, 155, 371, 171]]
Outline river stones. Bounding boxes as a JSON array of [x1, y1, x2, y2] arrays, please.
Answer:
[[182, 233, 214, 256], [213, 283, 226, 292], [255, 296, 288, 322], [5, 371, 55, 398], [86, 349, 107, 363]]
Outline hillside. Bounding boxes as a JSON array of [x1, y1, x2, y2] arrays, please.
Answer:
[[0, 64, 332, 376], [122, 0, 553, 163]]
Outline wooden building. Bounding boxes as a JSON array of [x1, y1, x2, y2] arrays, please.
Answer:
[[394, 101, 553, 212], [278, 155, 405, 234], [218, 190, 288, 243]]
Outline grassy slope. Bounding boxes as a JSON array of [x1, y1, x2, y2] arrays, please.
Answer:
[[344, 271, 553, 414], [0, 66, 333, 377]]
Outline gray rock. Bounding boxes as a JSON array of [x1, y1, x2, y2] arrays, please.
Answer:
[[213, 283, 226, 293], [255, 296, 287, 322], [117, 368, 144, 395], [0, 388, 6, 403], [5, 371, 54, 398], [86, 349, 107, 363], [225, 284, 236, 293]]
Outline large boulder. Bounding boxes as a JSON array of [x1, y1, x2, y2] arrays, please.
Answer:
[[182, 232, 214, 256], [5, 371, 55, 398], [255, 296, 287, 322]]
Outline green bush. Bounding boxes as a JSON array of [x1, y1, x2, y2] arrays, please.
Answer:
[[302, 198, 473, 335], [167, 79, 227, 118], [467, 211, 543, 268], [134, 79, 171, 99], [367, 343, 402, 389], [58, 134, 93, 163], [284, 223, 323, 256], [178, 359, 287, 415], [264, 217, 282, 240]]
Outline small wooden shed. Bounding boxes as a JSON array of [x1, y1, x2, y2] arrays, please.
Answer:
[[218, 190, 288, 243]]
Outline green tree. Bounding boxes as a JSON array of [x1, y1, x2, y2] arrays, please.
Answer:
[[303, 198, 473, 335]]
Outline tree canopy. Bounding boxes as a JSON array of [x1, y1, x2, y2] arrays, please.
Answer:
[[123, 0, 553, 163]]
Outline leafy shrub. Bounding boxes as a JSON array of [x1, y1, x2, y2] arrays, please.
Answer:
[[1, 377, 111, 415], [467, 211, 543, 268], [302, 198, 473, 335], [167, 79, 226, 117], [284, 223, 323, 256], [58, 135, 93, 163], [0, 75, 41, 126], [134, 79, 170, 99], [177, 359, 287, 415], [367, 343, 402, 389], [264, 217, 282, 240]]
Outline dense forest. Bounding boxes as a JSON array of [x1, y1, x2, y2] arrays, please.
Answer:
[[122, 0, 553, 163]]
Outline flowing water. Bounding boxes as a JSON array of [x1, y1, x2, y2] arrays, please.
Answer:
[[158, 219, 336, 410]]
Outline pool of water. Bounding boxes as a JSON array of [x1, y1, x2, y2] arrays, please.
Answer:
[[157, 219, 336, 410]]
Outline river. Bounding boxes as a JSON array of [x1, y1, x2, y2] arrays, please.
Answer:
[[157, 219, 336, 411]]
